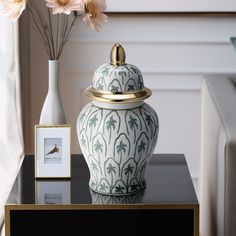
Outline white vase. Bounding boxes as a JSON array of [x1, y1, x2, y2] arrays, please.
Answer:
[[39, 60, 66, 125]]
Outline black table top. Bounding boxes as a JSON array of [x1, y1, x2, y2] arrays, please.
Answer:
[[7, 154, 199, 206]]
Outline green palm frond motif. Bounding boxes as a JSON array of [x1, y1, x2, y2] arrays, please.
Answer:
[[144, 113, 153, 126], [100, 183, 109, 192], [115, 184, 125, 194], [89, 114, 98, 128], [128, 115, 138, 129], [124, 164, 134, 176], [80, 112, 86, 122], [116, 140, 127, 155], [106, 116, 117, 131], [110, 85, 119, 93], [107, 163, 116, 175], [118, 71, 127, 77], [138, 139, 146, 154], [97, 83, 104, 90], [96, 77, 105, 91], [106, 116, 117, 144], [127, 84, 135, 91], [102, 67, 110, 76], [94, 140, 103, 153], [90, 181, 96, 188], [91, 161, 98, 172], [130, 182, 139, 191]]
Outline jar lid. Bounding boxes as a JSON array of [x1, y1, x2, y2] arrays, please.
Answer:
[[86, 44, 151, 103]]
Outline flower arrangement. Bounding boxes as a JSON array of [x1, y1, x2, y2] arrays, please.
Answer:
[[0, 0, 108, 59]]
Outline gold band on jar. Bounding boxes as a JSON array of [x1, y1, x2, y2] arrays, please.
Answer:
[[86, 86, 152, 103]]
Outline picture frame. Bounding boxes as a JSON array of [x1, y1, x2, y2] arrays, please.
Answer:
[[35, 125, 71, 178], [35, 180, 71, 204]]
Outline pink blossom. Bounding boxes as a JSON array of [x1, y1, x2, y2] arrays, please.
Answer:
[[82, 0, 107, 32], [45, 0, 83, 15], [0, 0, 26, 22]]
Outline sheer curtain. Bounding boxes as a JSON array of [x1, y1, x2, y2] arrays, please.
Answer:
[[0, 17, 24, 235]]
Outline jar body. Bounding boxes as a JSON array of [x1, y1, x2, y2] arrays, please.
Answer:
[[77, 101, 159, 195]]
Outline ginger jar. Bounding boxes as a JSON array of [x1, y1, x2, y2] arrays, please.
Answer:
[[77, 44, 159, 195]]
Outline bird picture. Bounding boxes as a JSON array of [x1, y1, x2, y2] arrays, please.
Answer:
[[46, 144, 59, 155]]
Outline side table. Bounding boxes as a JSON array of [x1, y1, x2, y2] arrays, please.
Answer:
[[6, 154, 199, 236]]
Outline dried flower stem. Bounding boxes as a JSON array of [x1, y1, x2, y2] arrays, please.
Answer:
[[28, 0, 53, 58], [27, 5, 50, 56], [56, 14, 59, 57], [58, 14, 80, 59], [26, 0, 80, 60], [47, 7, 55, 59]]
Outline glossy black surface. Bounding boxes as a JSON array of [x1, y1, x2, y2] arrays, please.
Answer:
[[7, 154, 199, 236], [8, 154, 198, 205]]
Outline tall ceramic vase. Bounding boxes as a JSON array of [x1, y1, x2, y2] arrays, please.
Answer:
[[39, 60, 66, 125], [77, 44, 159, 196]]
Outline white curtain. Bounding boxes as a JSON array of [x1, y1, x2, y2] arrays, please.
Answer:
[[0, 17, 24, 235]]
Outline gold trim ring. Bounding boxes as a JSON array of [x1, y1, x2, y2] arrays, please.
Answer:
[[86, 87, 152, 103]]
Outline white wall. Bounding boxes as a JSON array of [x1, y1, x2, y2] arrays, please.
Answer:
[[27, 14, 236, 194], [106, 0, 236, 12]]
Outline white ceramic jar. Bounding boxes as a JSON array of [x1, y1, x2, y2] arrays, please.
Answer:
[[77, 44, 159, 195]]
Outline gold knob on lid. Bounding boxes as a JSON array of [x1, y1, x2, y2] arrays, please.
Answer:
[[110, 43, 126, 66]]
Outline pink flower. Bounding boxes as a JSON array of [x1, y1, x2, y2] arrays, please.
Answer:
[[82, 0, 107, 32], [0, 0, 26, 22], [45, 0, 83, 15]]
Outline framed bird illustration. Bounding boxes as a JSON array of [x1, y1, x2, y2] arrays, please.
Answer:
[[35, 125, 71, 178]]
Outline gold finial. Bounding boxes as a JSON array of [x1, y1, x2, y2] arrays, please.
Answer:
[[110, 43, 126, 66]]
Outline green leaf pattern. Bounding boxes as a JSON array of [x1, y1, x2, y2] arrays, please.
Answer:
[[103, 111, 121, 145], [108, 79, 122, 93], [92, 133, 107, 165], [77, 102, 159, 195], [93, 63, 144, 93]]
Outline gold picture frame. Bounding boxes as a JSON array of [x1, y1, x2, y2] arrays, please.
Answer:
[[34, 125, 71, 178]]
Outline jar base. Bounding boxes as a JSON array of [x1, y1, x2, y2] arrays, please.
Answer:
[[89, 179, 146, 196], [90, 188, 145, 204]]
